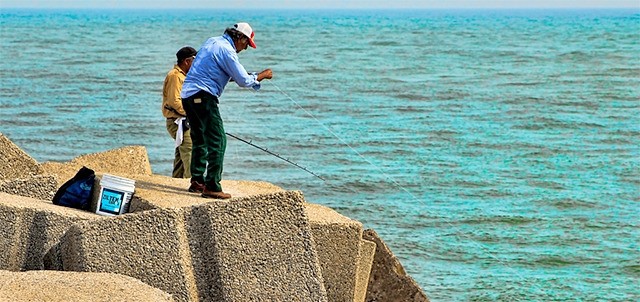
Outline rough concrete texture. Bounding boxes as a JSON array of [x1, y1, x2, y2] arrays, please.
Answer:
[[39, 162, 78, 187], [305, 203, 375, 302], [131, 174, 376, 302], [0, 132, 43, 180], [59, 207, 198, 302], [0, 270, 174, 302], [363, 229, 430, 302], [131, 174, 375, 302], [0, 192, 96, 271], [186, 191, 327, 302], [124, 174, 285, 211], [40, 145, 153, 186], [59, 191, 328, 302], [354, 240, 377, 302], [39, 164, 283, 213], [0, 174, 58, 201]]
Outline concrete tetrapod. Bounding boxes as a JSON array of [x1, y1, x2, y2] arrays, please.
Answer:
[[0, 132, 43, 181], [0, 192, 97, 271], [363, 229, 430, 302], [58, 191, 328, 302], [0, 270, 174, 302], [305, 203, 377, 302]]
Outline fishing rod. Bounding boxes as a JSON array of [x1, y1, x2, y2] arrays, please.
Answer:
[[225, 132, 325, 181]]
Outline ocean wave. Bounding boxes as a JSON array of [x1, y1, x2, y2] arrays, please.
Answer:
[[367, 40, 400, 46], [497, 81, 545, 87], [535, 198, 599, 209], [622, 263, 640, 277], [526, 180, 566, 190], [458, 215, 541, 226], [531, 255, 588, 267]]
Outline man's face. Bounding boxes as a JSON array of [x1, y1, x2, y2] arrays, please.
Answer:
[[236, 37, 250, 53], [185, 56, 195, 71]]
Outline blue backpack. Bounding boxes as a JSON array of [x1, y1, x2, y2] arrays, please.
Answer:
[[52, 166, 95, 210]]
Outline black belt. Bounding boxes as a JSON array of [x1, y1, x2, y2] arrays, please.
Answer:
[[187, 90, 219, 104]]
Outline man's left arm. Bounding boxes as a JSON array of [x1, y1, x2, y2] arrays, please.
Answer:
[[219, 50, 261, 90]]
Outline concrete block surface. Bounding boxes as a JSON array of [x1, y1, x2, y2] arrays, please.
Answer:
[[0, 270, 174, 302], [0, 132, 43, 180], [40, 145, 153, 186], [306, 203, 371, 302], [0, 192, 96, 271], [129, 174, 285, 210], [0, 174, 57, 201], [354, 240, 377, 302], [187, 191, 328, 302], [363, 229, 430, 302], [60, 207, 198, 302], [59, 190, 328, 302]]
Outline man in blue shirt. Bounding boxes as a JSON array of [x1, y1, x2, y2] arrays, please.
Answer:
[[181, 22, 273, 199]]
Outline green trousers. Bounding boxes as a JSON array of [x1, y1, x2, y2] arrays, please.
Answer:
[[182, 93, 226, 192], [166, 119, 192, 178]]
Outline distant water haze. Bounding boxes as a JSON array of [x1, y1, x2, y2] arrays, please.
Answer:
[[1, 0, 639, 8], [0, 8, 638, 301]]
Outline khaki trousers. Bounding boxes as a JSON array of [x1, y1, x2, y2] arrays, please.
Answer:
[[166, 118, 192, 178]]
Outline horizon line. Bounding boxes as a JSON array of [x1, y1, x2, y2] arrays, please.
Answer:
[[2, 6, 639, 9]]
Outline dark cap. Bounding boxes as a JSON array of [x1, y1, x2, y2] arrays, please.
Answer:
[[176, 46, 197, 63]]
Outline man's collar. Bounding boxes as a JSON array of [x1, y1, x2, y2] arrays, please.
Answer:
[[223, 33, 236, 51], [174, 64, 187, 75]]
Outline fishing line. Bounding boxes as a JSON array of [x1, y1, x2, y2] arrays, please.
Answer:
[[266, 79, 553, 299], [225, 132, 324, 181]]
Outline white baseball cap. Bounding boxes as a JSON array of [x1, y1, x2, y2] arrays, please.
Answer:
[[233, 22, 256, 48]]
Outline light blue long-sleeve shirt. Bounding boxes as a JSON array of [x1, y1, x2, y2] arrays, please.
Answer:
[[181, 34, 260, 99]]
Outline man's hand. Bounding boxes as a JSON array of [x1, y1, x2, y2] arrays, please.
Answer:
[[257, 69, 273, 81]]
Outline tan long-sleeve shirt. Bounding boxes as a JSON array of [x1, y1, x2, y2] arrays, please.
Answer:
[[162, 65, 187, 119]]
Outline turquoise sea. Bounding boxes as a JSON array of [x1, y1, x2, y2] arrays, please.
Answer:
[[1, 8, 639, 301]]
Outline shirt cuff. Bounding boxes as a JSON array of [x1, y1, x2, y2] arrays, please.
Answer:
[[250, 73, 260, 91]]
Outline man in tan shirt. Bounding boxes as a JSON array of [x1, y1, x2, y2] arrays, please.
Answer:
[[162, 46, 197, 178]]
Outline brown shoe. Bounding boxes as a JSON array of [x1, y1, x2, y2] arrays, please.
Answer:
[[201, 188, 231, 199], [188, 181, 205, 193]]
